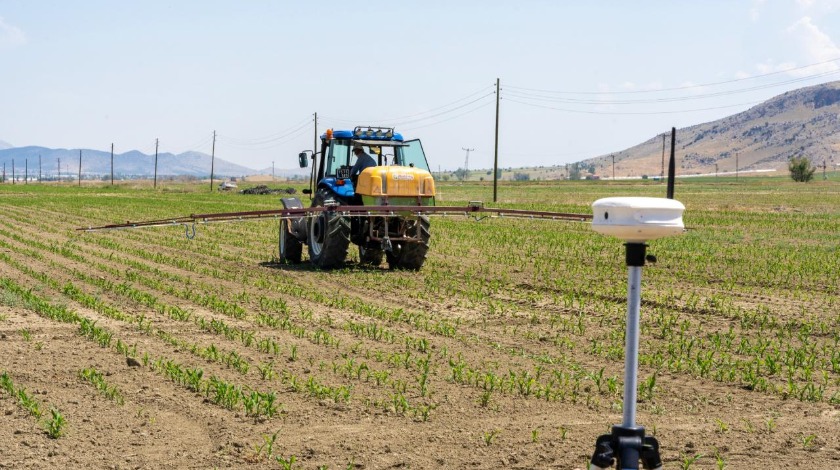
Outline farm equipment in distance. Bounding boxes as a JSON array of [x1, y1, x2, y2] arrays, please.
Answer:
[[79, 126, 592, 270]]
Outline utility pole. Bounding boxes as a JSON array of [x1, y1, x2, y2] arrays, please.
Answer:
[[2, 162, 4, 183], [110, 143, 114, 185], [78, 149, 82, 186], [57, 158, 61, 182], [12, 160, 15, 185], [493, 78, 500, 202], [735, 152, 739, 181], [25, 159, 28, 184], [715, 163, 718, 178], [611, 155, 615, 180], [38, 154, 41, 182], [272, 161, 275, 180], [210, 131, 216, 192], [154, 138, 159, 188], [313, 112, 318, 155], [661, 134, 666, 181], [823, 159, 827, 180], [461, 147, 474, 181]]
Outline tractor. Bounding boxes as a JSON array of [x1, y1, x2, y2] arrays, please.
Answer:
[[279, 126, 436, 270]]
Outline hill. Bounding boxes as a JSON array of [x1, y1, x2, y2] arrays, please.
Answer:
[[581, 80, 840, 178], [0, 146, 256, 180]]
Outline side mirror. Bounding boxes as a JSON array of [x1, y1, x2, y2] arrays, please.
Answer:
[[298, 152, 309, 168], [302, 188, 312, 195]]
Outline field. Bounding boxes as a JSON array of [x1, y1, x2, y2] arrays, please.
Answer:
[[1, 177, 839, 469]]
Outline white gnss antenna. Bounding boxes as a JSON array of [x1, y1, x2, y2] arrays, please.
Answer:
[[588, 129, 685, 470]]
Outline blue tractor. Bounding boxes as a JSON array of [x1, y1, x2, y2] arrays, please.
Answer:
[[280, 126, 437, 270]]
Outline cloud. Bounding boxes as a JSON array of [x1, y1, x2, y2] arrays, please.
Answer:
[[750, 0, 767, 21], [786, 16, 840, 74], [0, 16, 26, 49], [796, 0, 840, 11]]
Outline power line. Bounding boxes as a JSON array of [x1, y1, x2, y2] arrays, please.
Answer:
[[329, 85, 495, 124], [503, 97, 764, 115], [503, 69, 840, 105], [505, 56, 840, 95], [400, 100, 495, 131], [217, 124, 312, 151], [321, 87, 496, 128], [217, 116, 313, 146]]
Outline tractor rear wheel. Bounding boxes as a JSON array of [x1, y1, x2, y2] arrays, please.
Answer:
[[386, 216, 431, 270], [308, 193, 350, 269], [279, 219, 302, 263]]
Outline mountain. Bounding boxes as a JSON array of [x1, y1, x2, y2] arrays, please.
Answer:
[[582, 81, 840, 177], [0, 146, 256, 179]]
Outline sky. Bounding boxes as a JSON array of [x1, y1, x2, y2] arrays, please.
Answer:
[[1, 0, 840, 172]]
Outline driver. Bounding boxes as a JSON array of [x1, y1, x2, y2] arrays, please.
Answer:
[[350, 144, 376, 184]]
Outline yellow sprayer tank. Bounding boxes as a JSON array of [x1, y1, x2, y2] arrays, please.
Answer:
[[355, 166, 436, 206]]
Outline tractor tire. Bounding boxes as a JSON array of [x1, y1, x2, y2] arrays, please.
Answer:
[[358, 245, 384, 266], [308, 192, 350, 269], [279, 219, 302, 264], [387, 216, 431, 270]]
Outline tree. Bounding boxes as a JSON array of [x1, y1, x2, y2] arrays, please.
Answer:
[[789, 156, 815, 182], [513, 172, 530, 181], [568, 163, 582, 180]]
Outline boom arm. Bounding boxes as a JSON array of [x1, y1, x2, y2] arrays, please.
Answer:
[[77, 203, 592, 232]]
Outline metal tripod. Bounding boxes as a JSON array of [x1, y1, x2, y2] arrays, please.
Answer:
[[590, 243, 663, 470]]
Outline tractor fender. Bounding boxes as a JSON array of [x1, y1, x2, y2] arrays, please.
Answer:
[[280, 197, 307, 242]]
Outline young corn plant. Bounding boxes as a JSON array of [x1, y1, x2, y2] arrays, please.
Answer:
[[44, 408, 66, 439], [482, 429, 501, 446], [78, 367, 124, 405]]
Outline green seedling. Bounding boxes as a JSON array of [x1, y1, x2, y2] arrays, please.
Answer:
[[482, 429, 501, 446], [44, 408, 66, 439], [679, 453, 703, 470]]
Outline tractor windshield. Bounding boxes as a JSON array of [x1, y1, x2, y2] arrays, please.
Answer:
[[324, 138, 430, 176], [395, 139, 430, 172], [325, 140, 351, 176]]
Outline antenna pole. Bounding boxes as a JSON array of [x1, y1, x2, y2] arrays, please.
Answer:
[[590, 242, 663, 470], [667, 127, 676, 199], [493, 78, 500, 202]]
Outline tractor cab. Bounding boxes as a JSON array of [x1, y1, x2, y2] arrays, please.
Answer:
[[300, 126, 433, 204]]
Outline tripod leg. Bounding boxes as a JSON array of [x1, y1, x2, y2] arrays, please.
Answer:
[[640, 436, 663, 470], [589, 434, 614, 470]]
